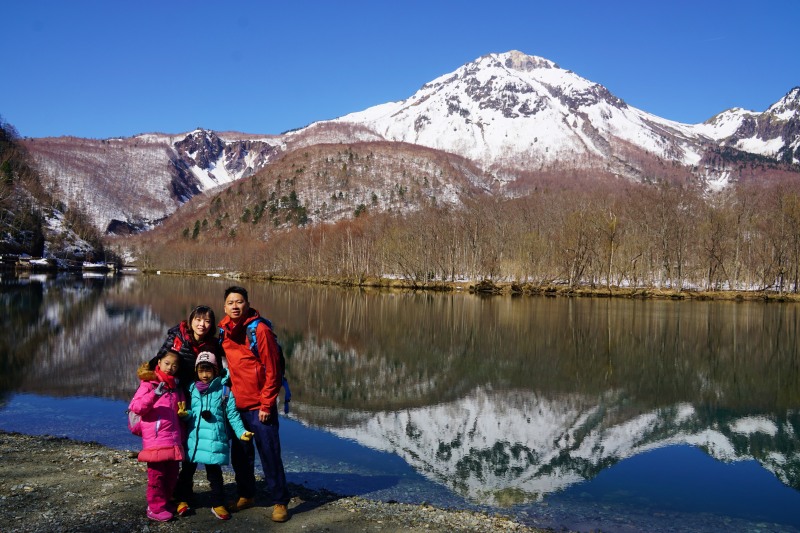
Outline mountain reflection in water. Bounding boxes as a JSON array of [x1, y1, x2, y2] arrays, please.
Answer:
[[1, 273, 799, 532]]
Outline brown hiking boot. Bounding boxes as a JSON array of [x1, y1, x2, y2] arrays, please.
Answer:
[[271, 503, 289, 522], [230, 497, 254, 512]]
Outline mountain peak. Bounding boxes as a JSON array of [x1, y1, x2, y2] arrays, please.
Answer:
[[334, 50, 679, 172], [185, 127, 216, 138], [496, 50, 559, 71], [768, 87, 800, 116]]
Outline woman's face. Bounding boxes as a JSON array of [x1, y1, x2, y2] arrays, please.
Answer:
[[158, 353, 180, 376], [191, 313, 212, 341]]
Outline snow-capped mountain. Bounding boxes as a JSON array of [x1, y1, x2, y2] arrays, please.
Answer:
[[324, 51, 800, 180], [21, 51, 800, 234], [170, 129, 280, 191], [325, 51, 709, 175], [697, 86, 800, 162]]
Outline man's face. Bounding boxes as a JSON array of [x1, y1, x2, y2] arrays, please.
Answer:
[[224, 291, 249, 322]]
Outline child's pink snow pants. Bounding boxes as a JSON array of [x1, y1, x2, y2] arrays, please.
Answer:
[[146, 460, 179, 513]]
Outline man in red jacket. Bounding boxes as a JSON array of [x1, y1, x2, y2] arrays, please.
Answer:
[[219, 286, 290, 523]]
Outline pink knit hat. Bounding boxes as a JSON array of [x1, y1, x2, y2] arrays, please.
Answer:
[[195, 351, 218, 369]]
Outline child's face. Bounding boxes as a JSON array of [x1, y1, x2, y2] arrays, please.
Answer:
[[158, 353, 180, 376], [196, 363, 216, 384], [191, 313, 212, 340]]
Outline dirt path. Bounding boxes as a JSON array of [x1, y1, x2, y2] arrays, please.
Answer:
[[0, 431, 547, 532]]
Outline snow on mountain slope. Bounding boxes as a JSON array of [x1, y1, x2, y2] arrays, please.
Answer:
[[170, 129, 281, 193], [22, 52, 800, 235], [695, 107, 761, 139], [695, 86, 800, 163], [325, 51, 800, 178], [770, 87, 800, 121], [330, 51, 709, 172]]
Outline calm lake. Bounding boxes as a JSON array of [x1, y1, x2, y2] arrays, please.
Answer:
[[1, 273, 799, 532]]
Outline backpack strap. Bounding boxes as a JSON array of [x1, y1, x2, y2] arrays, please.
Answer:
[[245, 319, 263, 363], [221, 384, 230, 406], [245, 318, 291, 414], [220, 384, 231, 421], [219, 318, 290, 414], [281, 376, 291, 414]]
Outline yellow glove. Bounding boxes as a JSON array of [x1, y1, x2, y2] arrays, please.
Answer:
[[177, 401, 188, 418], [240, 431, 254, 442]]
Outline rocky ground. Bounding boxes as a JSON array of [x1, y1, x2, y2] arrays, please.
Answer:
[[0, 430, 554, 533]]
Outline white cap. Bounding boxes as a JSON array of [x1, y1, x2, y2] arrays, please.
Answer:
[[195, 351, 218, 369]]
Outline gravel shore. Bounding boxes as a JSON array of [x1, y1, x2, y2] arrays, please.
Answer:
[[0, 430, 553, 533]]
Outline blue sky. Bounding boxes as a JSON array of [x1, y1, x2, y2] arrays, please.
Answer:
[[2, 0, 798, 139]]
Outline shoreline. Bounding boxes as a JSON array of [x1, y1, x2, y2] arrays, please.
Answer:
[[142, 269, 800, 302], [8, 262, 799, 301], [0, 430, 552, 533]]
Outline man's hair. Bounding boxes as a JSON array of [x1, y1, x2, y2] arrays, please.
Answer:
[[224, 286, 248, 302]]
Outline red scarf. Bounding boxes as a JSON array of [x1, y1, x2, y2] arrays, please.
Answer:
[[154, 367, 177, 389]]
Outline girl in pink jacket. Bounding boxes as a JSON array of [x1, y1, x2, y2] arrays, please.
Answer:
[[129, 350, 187, 522]]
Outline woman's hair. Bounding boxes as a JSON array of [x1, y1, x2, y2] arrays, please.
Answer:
[[189, 305, 216, 338]]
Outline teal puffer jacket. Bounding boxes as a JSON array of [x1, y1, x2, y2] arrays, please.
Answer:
[[185, 372, 248, 465]]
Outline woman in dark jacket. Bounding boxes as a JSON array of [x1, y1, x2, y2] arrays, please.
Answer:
[[138, 305, 225, 386]]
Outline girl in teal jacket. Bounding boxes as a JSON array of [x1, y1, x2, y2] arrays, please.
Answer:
[[175, 351, 253, 520]]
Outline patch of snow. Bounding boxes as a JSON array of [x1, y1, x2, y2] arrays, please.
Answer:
[[734, 136, 784, 156], [730, 416, 778, 437], [693, 108, 757, 140], [685, 429, 738, 461]]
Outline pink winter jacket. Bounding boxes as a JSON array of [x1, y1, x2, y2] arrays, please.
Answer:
[[129, 378, 186, 463]]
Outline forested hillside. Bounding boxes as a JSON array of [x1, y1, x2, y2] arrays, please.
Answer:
[[1, 119, 47, 255], [128, 139, 800, 294], [0, 117, 107, 260]]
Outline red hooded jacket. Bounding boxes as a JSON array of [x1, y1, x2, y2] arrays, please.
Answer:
[[219, 308, 282, 412]]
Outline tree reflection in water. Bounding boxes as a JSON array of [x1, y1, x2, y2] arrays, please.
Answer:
[[2, 274, 800, 531]]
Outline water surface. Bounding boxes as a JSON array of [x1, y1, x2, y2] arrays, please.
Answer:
[[1, 273, 799, 532]]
